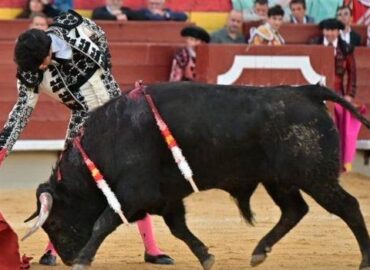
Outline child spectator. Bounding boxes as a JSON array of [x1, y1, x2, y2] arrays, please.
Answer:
[[306, 0, 343, 23], [289, 0, 315, 24], [139, 0, 188, 21], [249, 5, 285, 45], [17, 0, 61, 19], [243, 0, 269, 22], [169, 26, 210, 82], [92, 0, 147, 21], [29, 12, 49, 31], [337, 5, 362, 46], [211, 10, 245, 43]]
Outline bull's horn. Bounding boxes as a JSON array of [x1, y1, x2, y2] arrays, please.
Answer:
[[21, 192, 53, 241], [24, 210, 39, 223]]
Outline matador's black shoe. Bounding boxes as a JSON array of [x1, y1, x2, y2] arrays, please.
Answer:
[[39, 250, 57, 266], [144, 252, 175, 265]]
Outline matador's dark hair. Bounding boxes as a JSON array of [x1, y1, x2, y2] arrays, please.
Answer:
[[14, 29, 51, 72], [268, 5, 285, 17]]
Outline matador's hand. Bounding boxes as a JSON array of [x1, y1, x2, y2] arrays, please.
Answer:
[[0, 148, 8, 167]]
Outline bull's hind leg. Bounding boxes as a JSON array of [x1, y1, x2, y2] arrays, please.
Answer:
[[71, 207, 121, 270], [162, 200, 215, 270], [302, 181, 370, 270], [250, 182, 309, 266]]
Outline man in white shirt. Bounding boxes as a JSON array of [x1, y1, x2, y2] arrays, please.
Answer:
[[289, 0, 315, 24]]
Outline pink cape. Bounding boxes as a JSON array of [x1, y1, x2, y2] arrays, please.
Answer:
[[334, 103, 367, 171]]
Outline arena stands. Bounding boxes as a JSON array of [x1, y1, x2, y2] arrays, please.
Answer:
[[0, 0, 231, 31]]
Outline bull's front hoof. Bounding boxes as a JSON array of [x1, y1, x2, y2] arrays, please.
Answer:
[[250, 254, 267, 267], [201, 254, 215, 270], [39, 251, 57, 266], [71, 264, 89, 270], [144, 253, 175, 265]]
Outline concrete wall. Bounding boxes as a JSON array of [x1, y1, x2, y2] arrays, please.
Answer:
[[0, 151, 59, 189], [0, 149, 369, 190], [353, 150, 370, 177]]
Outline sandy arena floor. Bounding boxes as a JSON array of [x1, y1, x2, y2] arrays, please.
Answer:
[[1, 173, 370, 270]]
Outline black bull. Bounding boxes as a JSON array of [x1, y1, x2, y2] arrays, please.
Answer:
[[28, 83, 370, 270]]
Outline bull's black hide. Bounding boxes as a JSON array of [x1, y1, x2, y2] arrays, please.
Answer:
[[31, 82, 370, 270]]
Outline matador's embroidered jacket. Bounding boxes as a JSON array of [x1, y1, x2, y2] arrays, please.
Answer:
[[0, 10, 121, 153]]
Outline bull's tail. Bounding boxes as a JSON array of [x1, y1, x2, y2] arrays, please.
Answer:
[[304, 85, 370, 129]]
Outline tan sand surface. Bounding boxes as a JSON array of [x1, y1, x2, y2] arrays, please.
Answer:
[[1, 173, 370, 270]]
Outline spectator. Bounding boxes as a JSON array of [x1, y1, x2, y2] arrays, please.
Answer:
[[306, 0, 343, 23], [211, 10, 245, 44], [139, 0, 188, 21], [249, 5, 285, 45], [29, 12, 49, 31], [54, 0, 73, 12], [169, 26, 210, 82], [242, 0, 269, 22], [337, 5, 362, 46], [309, 18, 360, 171], [289, 0, 315, 24], [17, 0, 61, 19], [92, 0, 147, 21]]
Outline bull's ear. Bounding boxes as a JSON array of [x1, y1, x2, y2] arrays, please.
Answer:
[[24, 211, 38, 223]]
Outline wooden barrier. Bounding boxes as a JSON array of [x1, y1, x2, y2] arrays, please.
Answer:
[[196, 44, 335, 86], [0, 19, 191, 44], [196, 44, 370, 140], [354, 47, 370, 139], [97, 21, 191, 43], [243, 22, 368, 46]]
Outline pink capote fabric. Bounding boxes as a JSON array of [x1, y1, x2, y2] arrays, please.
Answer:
[[334, 103, 367, 171]]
